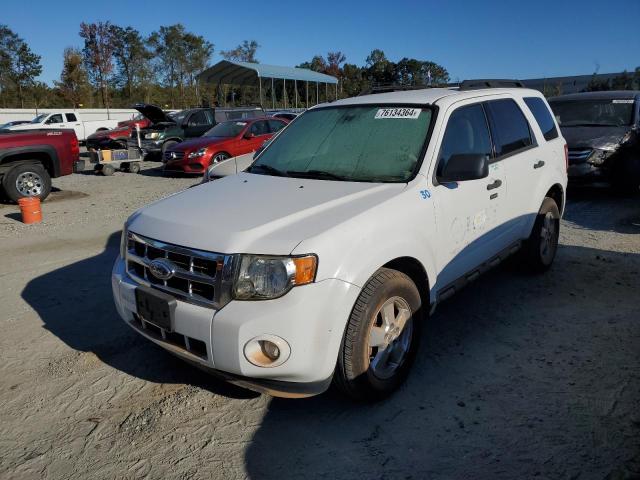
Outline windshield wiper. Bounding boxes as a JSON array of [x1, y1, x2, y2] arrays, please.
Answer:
[[286, 169, 350, 181], [248, 164, 289, 177]]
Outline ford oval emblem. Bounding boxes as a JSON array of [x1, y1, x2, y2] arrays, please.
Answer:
[[148, 258, 176, 281]]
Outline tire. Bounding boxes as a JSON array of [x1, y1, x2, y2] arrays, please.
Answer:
[[211, 152, 230, 165], [520, 197, 560, 272], [101, 164, 115, 176], [334, 268, 423, 401], [1, 162, 52, 202], [161, 140, 179, 159], [128, 162, 141, 174]]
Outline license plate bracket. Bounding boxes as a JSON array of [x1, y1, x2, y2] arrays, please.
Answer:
[[135, 286, 177, 331]]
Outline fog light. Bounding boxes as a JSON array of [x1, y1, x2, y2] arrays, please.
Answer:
[[261, 341, 280, 360], [244, 335, 290, 368]]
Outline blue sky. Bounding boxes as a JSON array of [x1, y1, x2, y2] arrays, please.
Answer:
[[3, 0, 639, 85]]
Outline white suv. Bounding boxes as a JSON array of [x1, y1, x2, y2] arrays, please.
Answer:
[[112, 84, 567, 400]]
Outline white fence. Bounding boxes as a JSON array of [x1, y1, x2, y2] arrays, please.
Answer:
[[0, 108, 139, 124]]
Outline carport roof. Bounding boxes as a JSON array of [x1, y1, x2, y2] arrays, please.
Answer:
[[197, 60, 338, 86]]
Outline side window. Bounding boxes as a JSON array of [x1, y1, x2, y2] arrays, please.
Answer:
[[189, 111, 208, 126], [250, 120, 270, 136], [523, 97, 558, 141], [437, 103, 492, 176], [65, 113, 78, 122], [268, 120, 286, 133], [486, 99, 533, 157], [46, 114, 63, 124]]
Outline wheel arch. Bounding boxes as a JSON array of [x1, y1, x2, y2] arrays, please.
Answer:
[[545, 183, 565, 216], [0, 148, 57, 177], [382, 256, 431, 312]]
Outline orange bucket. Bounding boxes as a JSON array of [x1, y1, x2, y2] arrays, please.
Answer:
[[18, 197, 42, 224]]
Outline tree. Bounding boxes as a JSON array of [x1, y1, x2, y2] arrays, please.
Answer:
[[365, 49, 394, 85], [80, 22, 117, 109], [0, 25, 42, 108], [221, 40, 259, 63], [55, 47, 91, 107], [110, 26, 152, 101]]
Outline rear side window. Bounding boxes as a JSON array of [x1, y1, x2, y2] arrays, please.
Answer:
[[437, 103, 492, 176], [486, 99, 533, 157], [65, 113, 78, 122], [523, 97, 558, 141]]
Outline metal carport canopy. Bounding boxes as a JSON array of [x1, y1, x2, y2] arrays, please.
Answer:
[[197, 60, 338, 86]]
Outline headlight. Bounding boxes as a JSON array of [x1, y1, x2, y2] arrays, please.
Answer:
[[233, 254, 317, 300], [188, 147, 208, 158], [145, 132, 160, 139]]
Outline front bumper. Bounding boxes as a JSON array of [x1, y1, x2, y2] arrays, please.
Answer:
[[127, 138, 163, 153], [163, 159, 207, 174], [111, 257, 361, 397]]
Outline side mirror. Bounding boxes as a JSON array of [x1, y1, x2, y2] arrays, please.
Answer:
[[438, 154, 489, 183], [244, 132, 255, 140]]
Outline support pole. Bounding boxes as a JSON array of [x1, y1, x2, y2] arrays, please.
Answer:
[[258, 77, 263, 108], [295, 79, 298, 109], [335, 82, 338, 101], [325, 83, 328, 102], [283, 78, 287, 109], [271, 77, 275, 110], [306, 81, 309, 108], [316, 82, 319, 105]]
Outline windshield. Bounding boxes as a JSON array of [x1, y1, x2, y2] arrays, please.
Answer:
[[205, 121, 247, 137], [550, 99, 635, 127], [168, 110, 186, 124], [31, 114, 48, 124], [249, 106, 433, 182]]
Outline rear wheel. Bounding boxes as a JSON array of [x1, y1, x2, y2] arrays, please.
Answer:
[[128, 162, 141, 174], [1, 162, 52, 202], [520, 197, 560, 272], [334, 268, 422, 401]]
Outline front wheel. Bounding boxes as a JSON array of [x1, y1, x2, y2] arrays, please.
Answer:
[[210, 152, 230, 165], [520, 197, 560, 272], [334, 268, 422, 401], [1, 162, 52, 202]]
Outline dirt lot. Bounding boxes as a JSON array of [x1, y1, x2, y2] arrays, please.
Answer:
[[1, 164, 639, 480]]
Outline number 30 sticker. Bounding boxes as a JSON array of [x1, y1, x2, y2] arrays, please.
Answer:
[[420, 189, 431, 199]]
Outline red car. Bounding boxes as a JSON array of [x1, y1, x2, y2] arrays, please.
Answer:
[[85, 114, 152, 150], [162, 117, 288, 174]]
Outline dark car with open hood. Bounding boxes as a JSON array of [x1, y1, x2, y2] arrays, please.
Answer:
[[548, 91, 640, 192]]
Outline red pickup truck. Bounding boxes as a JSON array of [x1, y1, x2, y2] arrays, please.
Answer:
[[0, 129, 80, 202]]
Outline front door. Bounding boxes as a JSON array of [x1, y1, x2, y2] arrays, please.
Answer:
[[431, 101, 508, 290]]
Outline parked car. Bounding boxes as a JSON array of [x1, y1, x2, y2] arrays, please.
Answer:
[[4, 111, 119, 142], [128, 104, 265, 158], [163, 117, 288, 174], [86, 113, 153, 150], [112, 84, 567, 400], [548, 91, 640, 191], [0, 120, 31, 130], [269, 111, 299, 121], [0, 129, 80, 201]]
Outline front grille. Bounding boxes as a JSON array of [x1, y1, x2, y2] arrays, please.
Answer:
[[163, 151, 185, 162], [568, 148, 593, 164], [125, 231, 234, 309]]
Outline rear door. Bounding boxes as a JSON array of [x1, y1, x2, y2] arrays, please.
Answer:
[[431, 100, 508, 289], [485, 97, 542, 240], [65, 113, 83, 140], [247, 120, 271, 151]]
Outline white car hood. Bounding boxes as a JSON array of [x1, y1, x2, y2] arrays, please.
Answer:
[[128, 172, 406, 255]]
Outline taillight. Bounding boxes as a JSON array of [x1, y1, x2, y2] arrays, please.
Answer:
[[564, 144, 568, 171], [70, 135, 80, 159]]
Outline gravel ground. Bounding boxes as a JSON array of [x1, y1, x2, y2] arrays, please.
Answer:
[[0, 165, 639, 480]]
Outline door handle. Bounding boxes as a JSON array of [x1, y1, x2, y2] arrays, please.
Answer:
[[486, 179, 502, 190], [533, 160, 545, 169]]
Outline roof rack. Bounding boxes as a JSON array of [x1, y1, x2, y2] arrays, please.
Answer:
[[458, 79, 525, 90], [359, 84, 434, 96]]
